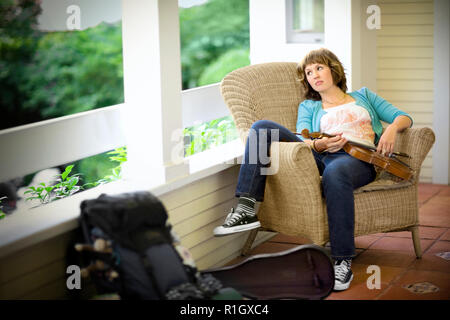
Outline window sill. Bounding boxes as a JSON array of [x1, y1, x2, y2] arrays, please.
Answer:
[[0, 139, 244, 259]]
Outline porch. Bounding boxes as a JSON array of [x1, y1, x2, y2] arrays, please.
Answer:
[[0, 182, 448, 300], [0, 0, 448, 302], [227, 183, 450, 300]]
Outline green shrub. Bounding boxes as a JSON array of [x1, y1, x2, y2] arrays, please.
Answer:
[[0, 0, 43, 129], [75, 152, 118, 186], [184, 115, 238, 156], [24, 165, 82, 204], [198, 48, 250, 86], [0, 197, 6, 219], [180, 0, 249, 89], [20, 22, 124, 119]]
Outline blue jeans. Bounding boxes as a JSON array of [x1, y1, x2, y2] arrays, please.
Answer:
[[236, 120, 377, 259]]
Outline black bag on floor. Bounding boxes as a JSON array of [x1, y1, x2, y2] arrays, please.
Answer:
[[76, 191, 231, 300]]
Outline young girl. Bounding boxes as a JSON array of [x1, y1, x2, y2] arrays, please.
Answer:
[[213, 48, 412, 291]]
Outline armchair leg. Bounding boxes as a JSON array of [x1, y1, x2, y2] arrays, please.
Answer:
[[410, 226, 422, 258], [241, 228, 259, 256]]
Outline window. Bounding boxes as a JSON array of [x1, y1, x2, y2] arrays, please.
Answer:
[[0, 0, 249, 216], [0, 0, 126, 215], [1, 0, 124, 130], [179, 0, 250, 90], [178, 0, 249, 156], [0, 147, 126, 214], [0, 0, 248, 254], [286, 0, 324, 44], [183, 115, 238, 157]]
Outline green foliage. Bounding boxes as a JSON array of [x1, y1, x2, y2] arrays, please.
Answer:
[[0, 1, 124, 129], [183, 115, 238, 156], [1, 0, 249, 124], [23, 147, 128, 206], [0, 197, 6, 219], [82, 147, 128, 187], [104, 147, 127, 181], [179, 0, 248, 155], [198, 48, 249, 86], [24, 165, 82, 204], [0, 0, 43, 129], [179, 0, 249, 89], [24, 183, 52, 204], [75, 149, 121, 187], [21, 22, 124, 119], [1, 0, 249, 126]]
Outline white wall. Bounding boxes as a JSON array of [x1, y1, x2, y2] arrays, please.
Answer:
[[250, 0, 323, 64], [250, 0, 362, 91]]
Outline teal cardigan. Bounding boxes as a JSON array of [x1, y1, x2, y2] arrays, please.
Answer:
[[296, 87, 413, 144]]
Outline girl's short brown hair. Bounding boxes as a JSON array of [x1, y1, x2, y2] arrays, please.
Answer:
[[297, 48, 347, 101]]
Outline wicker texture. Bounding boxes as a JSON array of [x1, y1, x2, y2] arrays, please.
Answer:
[[221, 62, 435, 251]]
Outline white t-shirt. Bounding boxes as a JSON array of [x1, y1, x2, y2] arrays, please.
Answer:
[[320, 102, 376, 148]]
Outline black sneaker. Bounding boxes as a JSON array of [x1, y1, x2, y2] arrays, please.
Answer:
[[213, 208, 261, 237], [333, 259, 353, 291]]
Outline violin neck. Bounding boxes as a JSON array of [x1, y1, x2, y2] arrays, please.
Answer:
[[297, 130, 410, 158]]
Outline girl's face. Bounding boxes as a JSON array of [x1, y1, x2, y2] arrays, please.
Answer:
[[304, 63, 334, 92]]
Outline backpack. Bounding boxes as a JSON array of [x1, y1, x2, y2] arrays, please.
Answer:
[[74, 191, 238, 300]]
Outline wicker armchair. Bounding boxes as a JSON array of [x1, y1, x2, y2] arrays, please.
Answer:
[[220, 62, 435, 258]]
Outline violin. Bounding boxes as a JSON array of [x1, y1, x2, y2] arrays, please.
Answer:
[[297, 129, 414, 180]]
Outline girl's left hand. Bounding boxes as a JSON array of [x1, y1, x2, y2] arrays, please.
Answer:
[[377, 124, 398, 156]]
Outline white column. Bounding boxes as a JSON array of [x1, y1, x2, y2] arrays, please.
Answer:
[[121, 0, 189, 185], [433, 0, 450, 184], [351, 0, 377, 91], [324, 0, 352, 90]]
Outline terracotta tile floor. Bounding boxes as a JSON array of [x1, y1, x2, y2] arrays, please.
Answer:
[[237, 183, 450, 300]]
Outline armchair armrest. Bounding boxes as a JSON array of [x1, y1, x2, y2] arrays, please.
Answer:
[[269, 140, 323, 208], [394, 127, 435, 181], [257, 141, 327, 242]]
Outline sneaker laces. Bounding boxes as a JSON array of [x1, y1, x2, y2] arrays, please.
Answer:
[[223, 208, 246, 226], [334, 259, 351, 282]]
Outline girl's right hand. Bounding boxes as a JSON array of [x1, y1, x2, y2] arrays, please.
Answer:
[[316, 134, 347, 153]]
